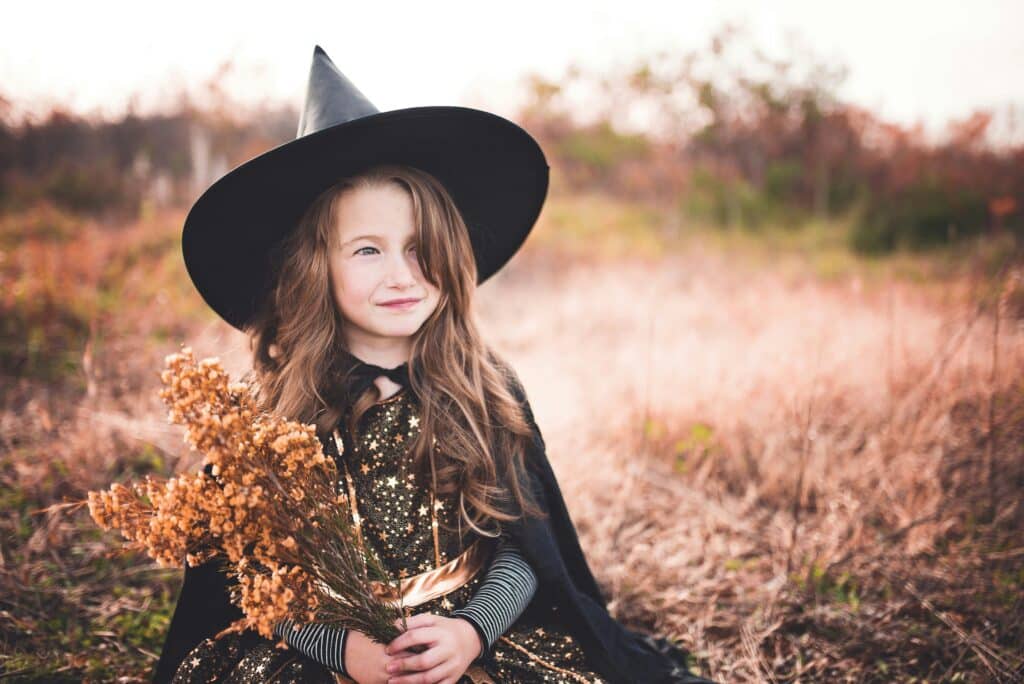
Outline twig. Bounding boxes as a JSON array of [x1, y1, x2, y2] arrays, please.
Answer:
[[0, 668, 36, 679], [897, 300, 985, 452], [884, 269, 895, 458], [822, 508, 944, 576], [984, 271, 1013, 520], [739, 619, 779, 684], [786, 334, 824, 577], [899, 261, 1016, 459], [134, 645, 160, 661], [897, 573, 1020, 680], [937, 643, 970, 682], [30, 500, 88, 517], [643, 294, 655, 458]]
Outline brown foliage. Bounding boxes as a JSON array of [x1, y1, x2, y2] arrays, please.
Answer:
[[84, 347, 407, 646]]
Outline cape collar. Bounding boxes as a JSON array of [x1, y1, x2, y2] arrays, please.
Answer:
[[325, 349, 415, 405]]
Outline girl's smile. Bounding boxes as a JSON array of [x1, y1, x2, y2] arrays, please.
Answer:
[[379, 297, 422, 310]]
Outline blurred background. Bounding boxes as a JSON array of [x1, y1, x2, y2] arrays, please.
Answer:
[[2, 1, 1022, 681]]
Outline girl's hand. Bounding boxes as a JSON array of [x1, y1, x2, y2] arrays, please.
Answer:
[[383, 613, 482, 684], [345, 629, 400, 684]]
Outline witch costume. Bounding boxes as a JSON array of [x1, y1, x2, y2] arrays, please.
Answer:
[[153, 45, 716, 683]]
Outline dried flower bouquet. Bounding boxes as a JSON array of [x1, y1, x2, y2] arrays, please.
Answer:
[[86, 346, 409, 648]]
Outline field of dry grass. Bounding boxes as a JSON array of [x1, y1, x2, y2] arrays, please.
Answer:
[[1, 197, 1022, 682]]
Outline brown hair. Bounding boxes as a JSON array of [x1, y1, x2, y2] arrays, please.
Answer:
[[243, 163, 545, 540]]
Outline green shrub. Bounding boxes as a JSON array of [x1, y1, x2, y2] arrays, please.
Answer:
[[852, 181, 991, 254]]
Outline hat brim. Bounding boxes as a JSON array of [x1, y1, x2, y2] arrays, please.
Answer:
[[182, 105, 549, 331]]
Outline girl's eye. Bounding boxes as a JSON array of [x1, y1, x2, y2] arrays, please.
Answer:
[[352, 244, 416, 256]]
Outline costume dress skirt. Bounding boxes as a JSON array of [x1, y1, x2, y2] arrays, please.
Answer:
[[171, 386, 608, 683]]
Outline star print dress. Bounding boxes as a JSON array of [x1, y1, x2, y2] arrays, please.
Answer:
[[171, 386, 607, 683]]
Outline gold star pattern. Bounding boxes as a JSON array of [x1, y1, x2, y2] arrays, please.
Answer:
[[319, 385, 603, 683]]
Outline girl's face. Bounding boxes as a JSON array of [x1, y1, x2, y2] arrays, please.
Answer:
[[328, 183, 440, 357]]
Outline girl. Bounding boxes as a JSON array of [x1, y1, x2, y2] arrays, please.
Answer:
[[154, 46, 715, 684]]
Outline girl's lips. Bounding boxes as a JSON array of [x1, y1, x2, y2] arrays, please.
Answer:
[[380, 299, 420, 310]]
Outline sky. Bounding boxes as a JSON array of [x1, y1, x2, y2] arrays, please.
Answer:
[[3, 0, 1022, 145]]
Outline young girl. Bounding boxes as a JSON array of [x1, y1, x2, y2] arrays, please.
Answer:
[[153, 46, 715, 684]]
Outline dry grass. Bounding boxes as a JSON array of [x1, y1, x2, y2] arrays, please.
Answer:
[[1, 199, 1022, 682], [478, 238, 1024, 683]]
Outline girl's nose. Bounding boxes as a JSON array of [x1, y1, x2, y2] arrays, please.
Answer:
[[384, 249, 418, 286]]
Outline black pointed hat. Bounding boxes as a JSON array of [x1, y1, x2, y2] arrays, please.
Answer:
[[182, 45, 549, 331]]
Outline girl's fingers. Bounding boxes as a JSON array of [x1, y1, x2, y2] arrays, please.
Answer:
[[386, 662, 453, 684], [386, 636, 445, 673], [386, 622, 438, 655]]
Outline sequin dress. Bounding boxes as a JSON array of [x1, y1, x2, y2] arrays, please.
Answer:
[[172, 386, 607, 683]]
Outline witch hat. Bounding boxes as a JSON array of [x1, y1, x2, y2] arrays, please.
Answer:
[[182, 45, 549, 331]]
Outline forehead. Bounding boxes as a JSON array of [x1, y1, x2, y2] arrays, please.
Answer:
[[332, 183, 415, 243]]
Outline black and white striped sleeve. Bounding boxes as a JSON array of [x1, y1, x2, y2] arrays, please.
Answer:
[[451, 533, 539, 660], [269, 536, 537, 668], [273, 618, 349, 676]]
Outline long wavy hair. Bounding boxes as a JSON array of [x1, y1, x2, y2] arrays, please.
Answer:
[[242, 163, 545, 540]]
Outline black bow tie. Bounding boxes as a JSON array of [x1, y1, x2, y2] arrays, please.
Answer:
[[338, 350, 412, 401]]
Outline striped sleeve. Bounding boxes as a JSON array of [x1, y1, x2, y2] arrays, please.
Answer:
[[273, 618, 349, 676], [452, 533, 539, 661]]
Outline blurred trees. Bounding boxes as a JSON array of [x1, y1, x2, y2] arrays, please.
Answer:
[[2, 26, 1022, 254], [0, 87, 296, 222], [518, 24, 1023, 254]]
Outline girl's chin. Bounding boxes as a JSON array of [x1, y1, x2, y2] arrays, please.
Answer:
[[365, 322, 425, 338]]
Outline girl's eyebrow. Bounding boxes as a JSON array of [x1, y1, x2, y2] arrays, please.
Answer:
[[341, 233, 416, 248], [341, 234, 381, 247]]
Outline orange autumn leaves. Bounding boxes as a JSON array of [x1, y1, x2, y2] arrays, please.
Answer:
[[86, 346, 404, 645]]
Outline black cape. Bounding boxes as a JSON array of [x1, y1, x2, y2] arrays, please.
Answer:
[[153, 374, 716, 684]]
